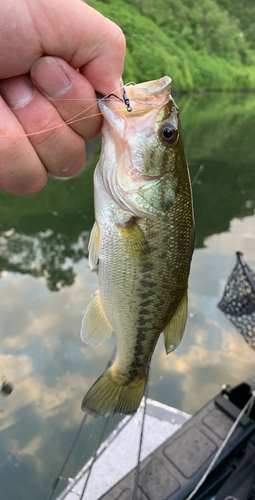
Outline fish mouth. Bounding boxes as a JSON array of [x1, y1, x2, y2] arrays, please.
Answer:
[[97, 76, 172, 117], [126, 76, 172, 99], [150, 76, 172, 95]]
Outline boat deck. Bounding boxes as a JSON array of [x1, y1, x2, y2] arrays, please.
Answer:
[[58, 377, 255, 500], [57, 399, 190, 500]]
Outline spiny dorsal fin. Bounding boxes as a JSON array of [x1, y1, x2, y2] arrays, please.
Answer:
[[88, 222, 100, 270], [81, 292, 113, 346], [163, 289, 188, 354]]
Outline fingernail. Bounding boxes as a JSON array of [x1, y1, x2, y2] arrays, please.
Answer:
[[31, 56, 71, 98], [0, 75, 34, 109]]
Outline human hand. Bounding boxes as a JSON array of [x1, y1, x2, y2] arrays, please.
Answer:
[[0, 0, 125, 195]]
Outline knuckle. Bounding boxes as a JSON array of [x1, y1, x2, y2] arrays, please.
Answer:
[[44, 135, 86, 177], [0, 135, 26, 161], [0, 136, 47, 196], [0, 164, 47, 196], [65, 142, 86, 175], [13, 174, 47, 196], [30, 117, 63, 150], [0, 138, 30, 183], [23, 175, 47, 196], [101, 19, 126, 54], [114, 29, 126, 54]]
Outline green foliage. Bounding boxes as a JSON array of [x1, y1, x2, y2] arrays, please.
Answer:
[[86, 0, 255, 91], [127, 0, 248, 61], [217, 0, 255, 49]]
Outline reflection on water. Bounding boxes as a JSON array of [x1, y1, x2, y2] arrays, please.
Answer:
[[0, 228, 90, 291], [0, 93, 255, 499]]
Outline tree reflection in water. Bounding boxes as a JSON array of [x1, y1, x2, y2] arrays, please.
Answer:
[[0, 229, 90, 291]]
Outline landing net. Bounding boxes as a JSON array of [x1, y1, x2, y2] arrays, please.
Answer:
[[218, 252, 255, 350]]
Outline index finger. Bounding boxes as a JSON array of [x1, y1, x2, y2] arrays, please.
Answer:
[[32, 0, 126, 97]]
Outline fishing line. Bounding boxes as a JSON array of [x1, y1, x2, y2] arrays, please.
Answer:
[[55, 81, 133, 123], [0, 83, 131, 139], [132, 367, 150, 500], [76, 418, 100, 482], [191, 164, 204, 187], [0, 107, 127, 138], [45, 414, 88, 500], [79, 417, 110, 500], [32, 98, 115, 101], [44, 347, 117, 500], [63, 86, 126, 126], [79, 347, 118, 499]]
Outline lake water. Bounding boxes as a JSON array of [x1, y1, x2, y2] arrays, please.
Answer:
[[0, 91, 255, 500]]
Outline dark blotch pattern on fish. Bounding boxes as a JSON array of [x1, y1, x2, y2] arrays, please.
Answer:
[[141, 261, 154, 272], [139, 279, 153, 288]]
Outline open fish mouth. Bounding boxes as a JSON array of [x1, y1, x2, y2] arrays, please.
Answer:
[[126, 76, 172, 98], [98, 76, 172, 117]]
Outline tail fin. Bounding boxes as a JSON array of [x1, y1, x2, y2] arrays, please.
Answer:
[[81, 368, 147, 418]]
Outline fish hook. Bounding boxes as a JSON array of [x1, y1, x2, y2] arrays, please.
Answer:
[[123, 87, 132, 112], [105, 87, 132, 112]]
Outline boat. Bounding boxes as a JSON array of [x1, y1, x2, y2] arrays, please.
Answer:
[[56, 375, 255, 500]]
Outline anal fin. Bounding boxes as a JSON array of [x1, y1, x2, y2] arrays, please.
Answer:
[[163, 289, 188, 354], [81, 292, 113, 346]]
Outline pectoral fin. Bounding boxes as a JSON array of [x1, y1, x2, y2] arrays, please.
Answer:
[[163, 290, 188, 354], [88, 222, 100, 270], [81, 292, 113, 346], [116, 219, 150, 258]]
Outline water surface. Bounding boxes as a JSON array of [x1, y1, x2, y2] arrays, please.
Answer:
[[0, 92, 255, 500]]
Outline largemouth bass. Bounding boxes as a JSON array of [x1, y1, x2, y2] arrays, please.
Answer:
[[81, 76, 194, 417]]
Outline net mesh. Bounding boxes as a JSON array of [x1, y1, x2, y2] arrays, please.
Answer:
[[218, 252, 255, 351]]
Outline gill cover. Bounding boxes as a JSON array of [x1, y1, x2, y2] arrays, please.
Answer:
[[98, 77, 179, 218]]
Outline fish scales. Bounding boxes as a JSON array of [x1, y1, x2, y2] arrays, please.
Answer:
[[81, 76, 194, 417]]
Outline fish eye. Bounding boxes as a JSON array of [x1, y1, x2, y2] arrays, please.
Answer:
[[160, 122, 178, 146]]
